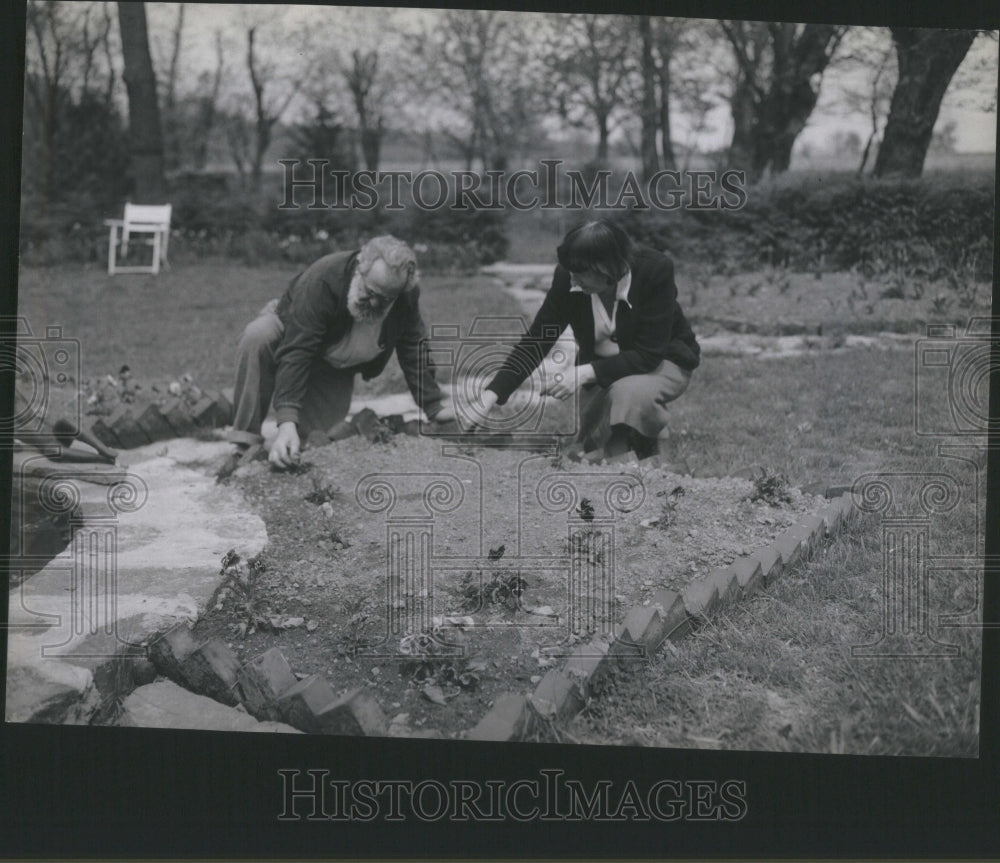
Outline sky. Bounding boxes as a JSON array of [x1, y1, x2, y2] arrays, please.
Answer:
[[144, 3, 998, 155]]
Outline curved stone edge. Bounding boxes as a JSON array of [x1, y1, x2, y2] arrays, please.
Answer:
[[465, 485, 865, 743]]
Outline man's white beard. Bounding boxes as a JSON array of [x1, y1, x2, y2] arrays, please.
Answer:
[[346, 271, 384, 322]]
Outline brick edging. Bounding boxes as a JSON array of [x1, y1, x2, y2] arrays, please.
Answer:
[[144, 627, 388, 736], [90, 390, 234, 450], [465, 465, 863, 743]]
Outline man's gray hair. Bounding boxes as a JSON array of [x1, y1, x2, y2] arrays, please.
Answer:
[[357, 235, 419, 291]]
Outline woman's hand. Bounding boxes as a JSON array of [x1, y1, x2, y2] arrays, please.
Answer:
[[476, 388, 499, 415], [544, 364, 595, 400], [269, 422, 301, 469]]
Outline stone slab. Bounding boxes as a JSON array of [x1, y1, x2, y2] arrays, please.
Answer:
[[135, 404, 175, 444], [529, 670, 585, 722], [315, 687, 387, 736], [277, 674, 339, 733], [732, 556, 764, 597], [180, 638, 242, 706], [562, 640, 611, 694], [682, 577, 720, 621], [6, 441, 267, 727], [621, 605, 666, 655], [467, 693, 533, 742], [121, 680, 301, 733], [237, 648, 298, 721], [650, 589, 693, 640]]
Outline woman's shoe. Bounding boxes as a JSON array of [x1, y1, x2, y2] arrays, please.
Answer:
[[630, 432, 660, 460]]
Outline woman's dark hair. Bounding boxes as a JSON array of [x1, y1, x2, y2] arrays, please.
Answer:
[[556, 219, 635, 279]]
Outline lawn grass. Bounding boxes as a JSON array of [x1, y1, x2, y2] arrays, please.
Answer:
[[565, 500, 982, 756], [527, 346, 985, 756], [13, 259, 527, 415]]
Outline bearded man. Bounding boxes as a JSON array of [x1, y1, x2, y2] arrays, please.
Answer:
[[223, 235, 454, 473]]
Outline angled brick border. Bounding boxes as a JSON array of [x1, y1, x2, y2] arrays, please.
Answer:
[[463, 477, 864, 742], [146, 627, 389, 736]]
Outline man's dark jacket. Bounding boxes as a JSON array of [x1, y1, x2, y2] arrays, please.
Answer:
[[486, 247, 700, 404], [272, 250, 443, 425]]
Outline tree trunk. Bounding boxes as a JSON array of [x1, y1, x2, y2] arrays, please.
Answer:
[[638, 16, 659, 181], [117, 2, 165, 201], [194, 31, 224, 171], [728, 75, 757, 179], [656, 50, 676, 170], [41, 81, 57, 206], [725, 22, 843, 182], [360, 125, 382, 173], [874, 28, 977, 178], [596, 115, 609, 162]]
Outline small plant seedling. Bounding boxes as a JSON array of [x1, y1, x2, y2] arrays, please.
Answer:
[[656, 485, 685, 529], [460, 542, 527, 612], [305, 473, 341, 505], [217, 550, 276, 638], [549, 439, 567, 470], [746, 467, 793, 506], [340, 596, 375, 654]]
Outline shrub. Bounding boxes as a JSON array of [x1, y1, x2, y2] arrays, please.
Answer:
[[623, 170, 994, 280]]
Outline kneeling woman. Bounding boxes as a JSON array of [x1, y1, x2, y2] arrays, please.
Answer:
[[477, 220, 700, 458]]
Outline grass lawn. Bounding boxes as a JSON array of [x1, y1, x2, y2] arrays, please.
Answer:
[[14, 259, 526, 414], [13, 258, 987, 754]]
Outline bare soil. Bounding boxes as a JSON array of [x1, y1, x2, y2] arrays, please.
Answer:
[[192, 432, 829, 738]]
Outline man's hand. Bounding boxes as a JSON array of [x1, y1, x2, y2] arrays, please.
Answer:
[[430, 404, 456, 423], [476, 388, 499, 416], [543, 364, 595, 400], [269, 422, 300, 469]]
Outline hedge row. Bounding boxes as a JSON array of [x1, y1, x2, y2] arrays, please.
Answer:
[[18, 170, 994, 280], [622, 171, 994, 280]]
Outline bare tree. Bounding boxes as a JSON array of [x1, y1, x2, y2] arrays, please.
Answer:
[[230, 13, 307, 191], [344, 49, 386, 172], [25, 0, 69, 205], [100, 1, 117, 107], [158, 3, 185, 171], [164, 3, 184, 112], [410, 9, 545, 172], [118, 0, 165, 201], [319, 7, 411, 173], [720, 20, 848, 181], [874, 28, 980, 178], [546, 14, 635, 163], [191, 31, 225, 171]]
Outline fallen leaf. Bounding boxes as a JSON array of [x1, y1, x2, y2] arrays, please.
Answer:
[[423, 684, 448, 706]]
